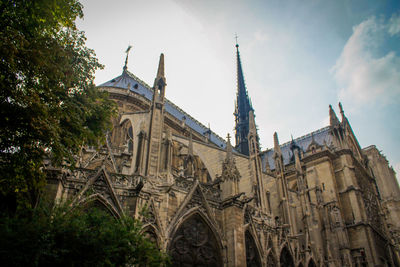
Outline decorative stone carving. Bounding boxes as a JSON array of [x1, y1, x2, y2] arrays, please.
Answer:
[[221, 158, 241, 182], [221, 134, 241, 182], [356, 170, 382, 232]]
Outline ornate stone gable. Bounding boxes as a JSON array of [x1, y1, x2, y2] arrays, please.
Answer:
[[221, 156, 241, 182], [70, 166, 124, 216], [169, 180, 217, 228]]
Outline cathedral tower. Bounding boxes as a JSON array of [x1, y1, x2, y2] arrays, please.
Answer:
[[234, 43, 253, 156]]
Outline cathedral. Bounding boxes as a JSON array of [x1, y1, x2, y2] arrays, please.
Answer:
[[45, 43, 400, 267]]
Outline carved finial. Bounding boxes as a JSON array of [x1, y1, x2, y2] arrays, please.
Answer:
[[188, 130, 193, 156], [273, 132, 282, 156], [226, 133, 233, 159], [123, 45, 132, 71]]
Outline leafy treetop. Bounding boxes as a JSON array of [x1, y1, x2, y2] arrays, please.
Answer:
[[0, 0, 116, 212]]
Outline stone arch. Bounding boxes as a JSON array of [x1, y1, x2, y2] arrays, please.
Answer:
[[114, 116, 134, 153], [280, 246, 295, 267], [141, 224, 161, 248], [307, 258, 317, 267], [168, 212, 223, 267], [70, 167, 124, 216], [167, 181, 220, 238], [266, 251, 277, 267], [245, 230, 262, 267], [79, 194, 121, 219]]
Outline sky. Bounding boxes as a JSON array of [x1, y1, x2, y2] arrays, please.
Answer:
[[77, 0, 400, 178]]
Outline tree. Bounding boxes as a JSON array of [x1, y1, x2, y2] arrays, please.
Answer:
[[0, 202, 170, 266], [0, 0, 116, 211]]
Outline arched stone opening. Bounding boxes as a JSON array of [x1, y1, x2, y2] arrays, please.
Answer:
[[142, 225, 159, 248], [168, 213, 222, 266], [245, 231, 262, 267], [280, 246, 295, 267], [308, 258, 317, 267], [112, 117, 134, 153], [80, 194, 121, 219]]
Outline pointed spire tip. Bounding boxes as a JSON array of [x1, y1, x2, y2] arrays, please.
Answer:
[[156, 53, 165, 78]]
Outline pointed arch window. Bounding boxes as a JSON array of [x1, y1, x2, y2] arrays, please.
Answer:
[[308, 258, 317, 267], [169, 213, 222, 267], [280, 246, 294, 267], [245, 231, 262, 267]]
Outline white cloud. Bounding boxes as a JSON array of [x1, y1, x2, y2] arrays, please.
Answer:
[[321, 116, 330, 128], [388, 13, 400, 36], [332, 17, 400, 108]]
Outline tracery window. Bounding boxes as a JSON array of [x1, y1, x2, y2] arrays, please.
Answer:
[[245, 231, 262, 267], [169, 214, 222, 267]]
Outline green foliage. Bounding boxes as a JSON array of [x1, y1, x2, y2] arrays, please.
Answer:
[[0, 202, 170, 266], [0, 0, 116, 211]]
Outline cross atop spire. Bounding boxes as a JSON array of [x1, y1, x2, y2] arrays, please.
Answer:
[[123, 45, 132, 71], [235, 33, 239, 47], [234, 41, 253, 156]]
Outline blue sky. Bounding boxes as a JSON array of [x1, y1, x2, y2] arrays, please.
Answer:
[[77, 0, 400, 178]]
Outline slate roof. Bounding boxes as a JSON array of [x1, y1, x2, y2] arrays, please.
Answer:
[[98, 70, 227, 149], [261, 126, 333, 171]]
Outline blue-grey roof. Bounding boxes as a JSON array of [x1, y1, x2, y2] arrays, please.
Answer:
[[98, 70, 227, 149], [261, 127, 333, 171]]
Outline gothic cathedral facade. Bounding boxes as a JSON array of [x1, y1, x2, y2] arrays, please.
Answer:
[[45, 45, 400, 266]]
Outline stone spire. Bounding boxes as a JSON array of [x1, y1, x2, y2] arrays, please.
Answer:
[[234, 42, 253, 156], [329, 105, 340, 126], [156, 53, 165, 78], [226, 133, 233, 160], [146, 53, 167, 177], [338, 102, 346, 123], [153, 53, 166, 102], [273, 132, 284, 174], [273, 132, 282, 157]]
